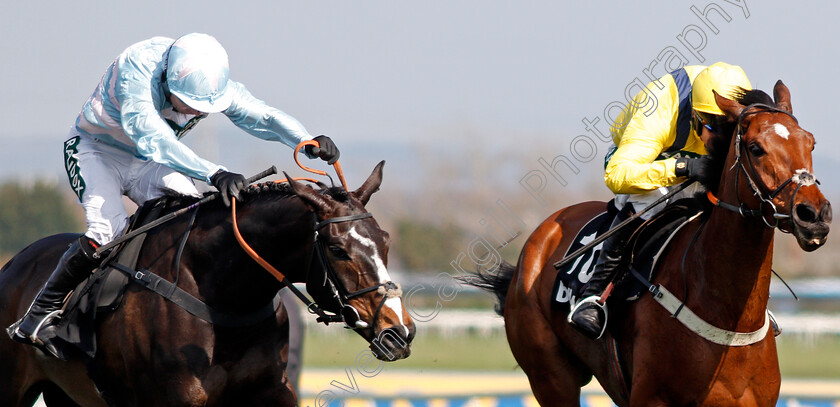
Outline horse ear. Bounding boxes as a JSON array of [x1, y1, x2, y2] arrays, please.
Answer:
[[352, 160, 385, 206], [713, 90, 745, 121], [773, 80, 793, 114], [285, 172, 332, 211]]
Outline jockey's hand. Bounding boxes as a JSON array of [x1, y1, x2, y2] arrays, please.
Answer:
[[675, 156, 720, 188], [306, 135, 340, 165], [211, 170, 247, 207]]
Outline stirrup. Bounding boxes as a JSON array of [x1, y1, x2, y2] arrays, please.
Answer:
[[8, 310, 63, 345], [31, 310, 63, 344], [768, 309, 782, 337], [568, 296, 609, 339]]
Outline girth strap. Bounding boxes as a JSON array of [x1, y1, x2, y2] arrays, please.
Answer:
[[629, 268, 770, 346], [109, 263, 282, 328]]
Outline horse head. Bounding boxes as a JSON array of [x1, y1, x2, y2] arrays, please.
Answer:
[[712, 81, 831, 251], [286, 161, 415, 361]]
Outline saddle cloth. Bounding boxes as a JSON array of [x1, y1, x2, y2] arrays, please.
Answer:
[[551, 198, 705, 312], [50, 196, 174, 359]]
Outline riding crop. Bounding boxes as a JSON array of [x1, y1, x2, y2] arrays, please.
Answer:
[[93, 166, 279, 258], [552, 180, 696, 271]]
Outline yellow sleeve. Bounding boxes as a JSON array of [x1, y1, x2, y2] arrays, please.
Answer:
[[604, 76, 683, 194]]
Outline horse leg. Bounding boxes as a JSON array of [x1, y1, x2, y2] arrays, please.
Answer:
[[0, 338, 42, 407], [41, 382, 81, 407], [505, 290, 591, 406], [508, 320, 591, 405]]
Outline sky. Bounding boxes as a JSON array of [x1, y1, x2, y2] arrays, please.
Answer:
[[1, 1, 838, 207]]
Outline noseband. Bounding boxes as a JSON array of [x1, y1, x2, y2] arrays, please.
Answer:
[[312, 212, 402, 330], [710, 103, 819, 232]]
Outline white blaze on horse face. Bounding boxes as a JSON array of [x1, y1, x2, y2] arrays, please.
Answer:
[[773, 123, 790, 140], [349, 227, 409, 335]]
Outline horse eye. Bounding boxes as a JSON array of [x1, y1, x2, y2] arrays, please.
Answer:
[[328, 245, 350, 260], [748, 143, 765, 157]]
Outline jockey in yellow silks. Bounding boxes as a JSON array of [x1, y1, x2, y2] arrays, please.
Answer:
[[568, 62, 752, 339]]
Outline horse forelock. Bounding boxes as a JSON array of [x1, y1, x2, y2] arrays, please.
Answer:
[[735, 88, 775, 107]]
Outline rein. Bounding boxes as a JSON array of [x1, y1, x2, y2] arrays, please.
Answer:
[[232, 199, 398, 330], [311, 212, 402, 330], [230, 140, 399, 330], [705, 103, 818, 232], [627, 103, 811, 347]]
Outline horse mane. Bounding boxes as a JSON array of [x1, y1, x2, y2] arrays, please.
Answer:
[[735, 87, 775, 107], [238, 181, 350, 203], [146, 180, 349, 217]]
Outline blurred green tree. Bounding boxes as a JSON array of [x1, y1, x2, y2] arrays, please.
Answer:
[[393, 219, 465, 273], [0, 181, 83, 255]]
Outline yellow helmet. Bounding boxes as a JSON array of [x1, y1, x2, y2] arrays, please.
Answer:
[[691, 62, 752, 115]]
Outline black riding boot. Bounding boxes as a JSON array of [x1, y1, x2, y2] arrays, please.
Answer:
[[9, 235, 101, 356], [568, 210, 642, 339]]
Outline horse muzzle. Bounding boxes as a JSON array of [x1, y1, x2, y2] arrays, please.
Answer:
[[370, 325, 414, 361], [792, 201, 832, 251]]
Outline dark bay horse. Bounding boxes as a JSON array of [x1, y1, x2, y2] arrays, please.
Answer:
[[473, 82, 831, 406], [0, 161, 415, 406]]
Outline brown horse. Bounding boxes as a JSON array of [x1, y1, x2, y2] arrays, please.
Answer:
[[471, 82, 831, 406], [0, 161, 414, 406]]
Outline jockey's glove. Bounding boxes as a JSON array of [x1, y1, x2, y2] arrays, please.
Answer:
[[675, 155, 720, 188], [306, 135, 340, 165], [211, 170, 247, 207]]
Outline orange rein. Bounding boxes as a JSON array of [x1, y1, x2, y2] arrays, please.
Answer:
[[231, 139, 348, 284], [294, 140, 349, 191], [706, 190, 720, 206]]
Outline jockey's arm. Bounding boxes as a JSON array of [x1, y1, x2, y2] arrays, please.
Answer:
[[604, 131, 681, 195], [604, 100, 682, 195], [222, 81, 318, 159], [115, 65, 225, 183]]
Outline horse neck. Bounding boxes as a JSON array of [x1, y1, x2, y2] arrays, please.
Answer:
[[183, 196, 315, 311], [688, 153, 775, 327]]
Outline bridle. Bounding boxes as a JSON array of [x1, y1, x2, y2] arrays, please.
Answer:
[[231, 198, 402, 331], [230, 139, 402, 331], [707, 103, 819, 233], [311, 212, 402, 330]]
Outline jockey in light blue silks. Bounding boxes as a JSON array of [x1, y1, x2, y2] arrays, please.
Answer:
[[10, 33, 340, 356]]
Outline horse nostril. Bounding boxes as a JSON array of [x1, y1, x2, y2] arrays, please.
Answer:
[[795, 204, 818, 224], [821, 202, 833, 223], [407, 324, 416, 342]]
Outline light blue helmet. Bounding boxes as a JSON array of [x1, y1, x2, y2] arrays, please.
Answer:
[[165, 33, 233, 113]]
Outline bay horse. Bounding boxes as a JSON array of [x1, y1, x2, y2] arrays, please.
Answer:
[[472, 82, 831, 406], [0, 161, 415, 406]]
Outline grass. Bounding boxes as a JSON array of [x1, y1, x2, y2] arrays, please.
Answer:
[[303, 331, 517, 372], [777, 335, 840, 378], [304, 330, 840, 378]]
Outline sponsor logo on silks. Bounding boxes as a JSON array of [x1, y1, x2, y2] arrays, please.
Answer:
[[64, 136, 86, 201]]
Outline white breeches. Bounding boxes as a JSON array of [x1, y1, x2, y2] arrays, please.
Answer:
[[614, 182, 704, 219], [64, 130, 201, 245]]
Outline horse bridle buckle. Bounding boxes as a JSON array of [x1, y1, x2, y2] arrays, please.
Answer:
[[134, 270, 151, 283]]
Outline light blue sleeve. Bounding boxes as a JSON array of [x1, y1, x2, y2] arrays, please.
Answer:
[[114, 51, 224, 183], [223, 81, 316, 157]]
